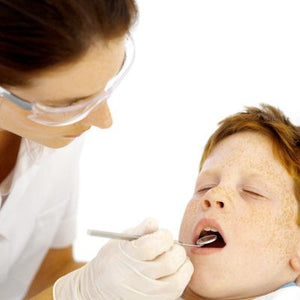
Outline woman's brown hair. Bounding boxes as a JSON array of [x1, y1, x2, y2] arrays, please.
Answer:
[[0, 0, 138, 86], [200, 104, 300, 223]]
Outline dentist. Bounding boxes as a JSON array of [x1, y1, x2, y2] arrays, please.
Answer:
[[0, 1, 193, 299]]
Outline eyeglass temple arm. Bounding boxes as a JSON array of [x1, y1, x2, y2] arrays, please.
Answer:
[[0, 90, 33, 111]]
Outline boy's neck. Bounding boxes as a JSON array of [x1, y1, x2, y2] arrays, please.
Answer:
[[182, 287, 255, 300]]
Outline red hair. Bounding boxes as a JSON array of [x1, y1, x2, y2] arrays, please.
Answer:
[[200, 104, 300, 223]]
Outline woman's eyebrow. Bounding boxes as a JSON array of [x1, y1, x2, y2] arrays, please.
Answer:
[[40, 93, 96, 106], [44, 50, 126, 106], [57, 93, 95, 105], [50, 53, 126, 106]]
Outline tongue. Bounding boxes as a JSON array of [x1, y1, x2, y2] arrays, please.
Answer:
[[201, 232, 226, 248], [202, 238, 225, 248]]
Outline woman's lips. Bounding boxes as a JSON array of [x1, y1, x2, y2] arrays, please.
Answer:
[[62, 126, 91, 138], [63, 134, 82, 138], [63, 131, 87, 138]]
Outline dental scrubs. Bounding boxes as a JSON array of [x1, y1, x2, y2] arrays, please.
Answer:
[[0, 137, 83, 300]]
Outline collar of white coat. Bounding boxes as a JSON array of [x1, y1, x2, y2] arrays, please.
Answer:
[[0, 138, 56, 240]]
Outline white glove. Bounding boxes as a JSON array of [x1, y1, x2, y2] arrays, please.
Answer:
[[53, 218, 194, 300]]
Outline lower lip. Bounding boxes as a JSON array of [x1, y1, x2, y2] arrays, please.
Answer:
[[191, 246, 226, 256]]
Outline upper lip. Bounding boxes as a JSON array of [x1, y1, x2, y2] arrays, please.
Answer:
[[63, 129, 89, 137], [192, 218, 226, 245]]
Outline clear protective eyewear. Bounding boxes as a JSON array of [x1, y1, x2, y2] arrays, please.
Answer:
[[0, 35, 135, 127]]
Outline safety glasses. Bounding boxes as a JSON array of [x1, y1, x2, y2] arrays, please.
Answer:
[[0, 35, 135, 126]]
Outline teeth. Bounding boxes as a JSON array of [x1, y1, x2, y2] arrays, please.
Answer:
[[203, 227, 218, 232]]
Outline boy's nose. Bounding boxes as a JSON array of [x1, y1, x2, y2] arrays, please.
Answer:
[[201, 198, 225, 210], [81, 101, 113, 128], [200, 187, 232, 211]]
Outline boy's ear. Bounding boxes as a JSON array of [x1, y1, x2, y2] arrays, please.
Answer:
[[296, 275, 300, 287], [290, 242, 300, 272]]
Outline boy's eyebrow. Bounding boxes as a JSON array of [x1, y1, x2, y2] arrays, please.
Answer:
[[244, 172, 267, 181], [198, 169, 218, 177], [196, 170, 219, 183]]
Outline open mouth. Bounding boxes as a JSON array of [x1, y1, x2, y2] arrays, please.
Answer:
[[197, 227, 226, 248]]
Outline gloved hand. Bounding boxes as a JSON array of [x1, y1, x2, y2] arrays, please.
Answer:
[[53, 218, 194, 300]]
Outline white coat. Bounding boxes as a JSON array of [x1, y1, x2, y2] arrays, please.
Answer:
[[0, 137, 83, 300]]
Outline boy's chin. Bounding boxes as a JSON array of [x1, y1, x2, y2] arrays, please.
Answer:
[[182, 287, 250, 300], [182, 287, 203, 299]]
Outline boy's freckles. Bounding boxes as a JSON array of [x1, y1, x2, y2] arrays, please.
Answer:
[[179, 131, 300, 299]]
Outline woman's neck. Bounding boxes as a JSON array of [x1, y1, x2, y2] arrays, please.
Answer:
[[0, 130, 21, 184]]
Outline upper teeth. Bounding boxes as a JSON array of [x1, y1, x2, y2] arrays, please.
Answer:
[[203, 227, 218, 232]]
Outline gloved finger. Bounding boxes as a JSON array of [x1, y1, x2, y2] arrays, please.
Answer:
[[160, 257, 194, 298], [140, 244, 188, 279], [124, 217, 159, 236], [121, 228, 173, 261], [119, 257, 193, 299]]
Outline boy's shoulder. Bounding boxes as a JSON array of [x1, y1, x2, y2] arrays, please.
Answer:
[[255, 286, 300, 300]]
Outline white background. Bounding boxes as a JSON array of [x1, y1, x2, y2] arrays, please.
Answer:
[[74, 0, 300, 261]]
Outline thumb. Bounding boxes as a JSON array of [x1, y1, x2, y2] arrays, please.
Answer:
[[124, 217, 159, 236]]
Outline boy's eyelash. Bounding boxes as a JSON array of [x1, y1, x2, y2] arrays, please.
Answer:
[[243, 189, 262, 197], [196, 186, 264, 197], [197, 186, 214, 192]]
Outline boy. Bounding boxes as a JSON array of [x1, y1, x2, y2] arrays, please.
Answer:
[[178, 104, 300, 299]]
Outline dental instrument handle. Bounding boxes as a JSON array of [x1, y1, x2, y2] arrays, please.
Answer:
[[87, 229, 217, 248]]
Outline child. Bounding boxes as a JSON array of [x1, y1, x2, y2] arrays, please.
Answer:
[[178, 104, 300, 299]]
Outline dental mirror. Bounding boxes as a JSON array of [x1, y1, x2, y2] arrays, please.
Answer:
[[87, 229, 217, 248]]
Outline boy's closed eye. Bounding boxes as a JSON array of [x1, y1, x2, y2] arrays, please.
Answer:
[[242, 189, 263, 197], [196, 184, 217, 194], [240, 185, 270, 200], [195, 184, 268, 199]]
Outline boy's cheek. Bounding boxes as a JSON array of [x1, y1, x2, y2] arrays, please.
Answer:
[[179, 199, 200, 237]]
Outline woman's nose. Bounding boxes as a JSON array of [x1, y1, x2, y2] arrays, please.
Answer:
[[82, 101, 113, 128]]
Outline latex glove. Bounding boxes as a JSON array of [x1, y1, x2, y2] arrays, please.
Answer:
[[53, 218, 194, 300]]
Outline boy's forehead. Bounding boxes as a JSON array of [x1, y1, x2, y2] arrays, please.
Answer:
[[198, 131, 296, 211], [207, 132, 270, 160], [202, 132, 287, 178]]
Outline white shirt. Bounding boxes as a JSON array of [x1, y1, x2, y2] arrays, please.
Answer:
[[255, 285, 300, 299], [0, 137, 84, 300], [177, 285, 300, 300]]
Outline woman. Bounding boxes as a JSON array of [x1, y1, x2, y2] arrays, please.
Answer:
[[0, 1, 193, 299]]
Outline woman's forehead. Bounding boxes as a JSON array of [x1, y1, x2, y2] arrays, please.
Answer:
[[7, 37, 125, 105]]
